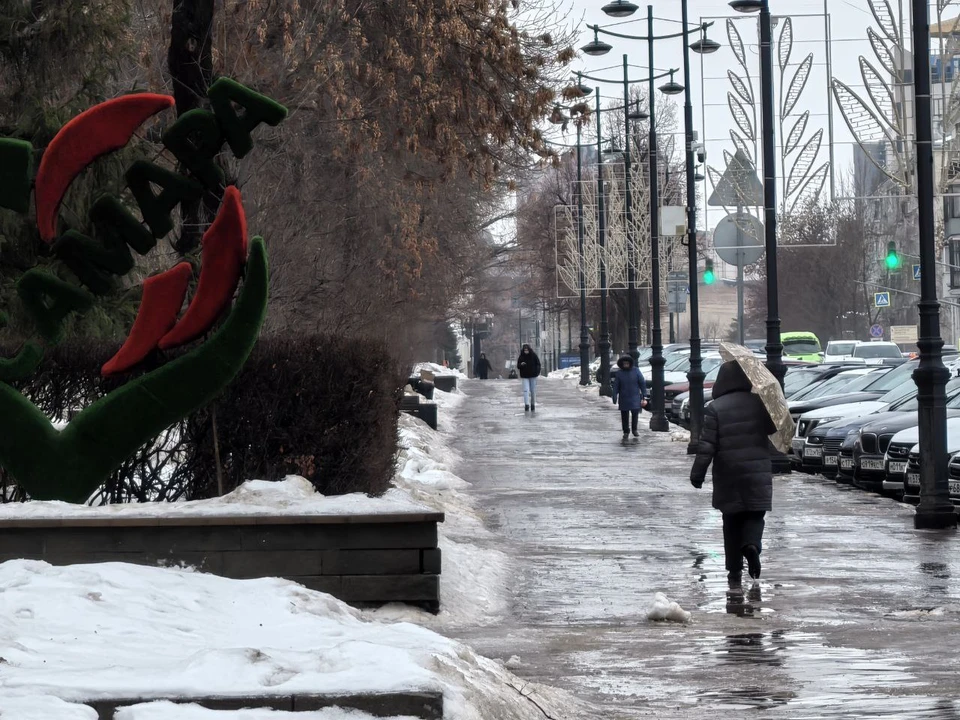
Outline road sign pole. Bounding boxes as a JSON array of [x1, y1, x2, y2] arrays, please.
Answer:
[[736, 206, 745, 345]]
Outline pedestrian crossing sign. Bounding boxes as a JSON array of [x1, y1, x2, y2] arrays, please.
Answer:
[[874, 292, 891, 308], [913, 264, 921, 280]]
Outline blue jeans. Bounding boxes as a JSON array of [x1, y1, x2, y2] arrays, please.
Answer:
[[522, 377, 537, 405]]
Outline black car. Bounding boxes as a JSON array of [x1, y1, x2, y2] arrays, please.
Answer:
[[837, 430, 858, 483], [884, 439, 914, 497]]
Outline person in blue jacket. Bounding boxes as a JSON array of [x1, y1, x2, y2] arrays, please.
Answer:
[[612, 355, 647, 439]]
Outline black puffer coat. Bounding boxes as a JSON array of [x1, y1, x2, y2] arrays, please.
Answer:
[[517, 346, 541, 378], [690, 361, 776, 514]]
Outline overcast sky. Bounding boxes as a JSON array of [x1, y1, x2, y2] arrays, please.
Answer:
[[559, 0, 919, 229]]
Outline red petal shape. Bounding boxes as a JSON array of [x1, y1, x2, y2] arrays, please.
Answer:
[[158, 186, 247, 350], [36, 94, 175, 243], [101, 262, 193, 377]]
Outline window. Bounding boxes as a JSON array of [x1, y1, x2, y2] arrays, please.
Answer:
[[950, 237, 960, 289], [853, 343, 902, 359]]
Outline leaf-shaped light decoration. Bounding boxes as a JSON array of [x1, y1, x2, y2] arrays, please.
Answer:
[[868, 27, 898, 78], [787, 129, 823, 198], [730, 130, 755, 166], [778, 16, 793, 75], [832, 78, 908, 187], [783, 53, 813, 118], [719, 148, 763, 208], [870, 0, 901, 46], [728, 70, 754, 105], [727, 18, 749, 74], [728, 92, 756, 141], [860, 56, 899, 133], [791, 162, 830, 214], [784, 111, 809, 156]]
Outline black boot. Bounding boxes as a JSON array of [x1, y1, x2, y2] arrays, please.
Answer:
[[743, 544, 762, 579], [524, 404, 530, 412], [531, 402, 535, 412]]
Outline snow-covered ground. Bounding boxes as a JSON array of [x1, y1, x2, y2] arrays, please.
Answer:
[[0, 376, 581, 719]]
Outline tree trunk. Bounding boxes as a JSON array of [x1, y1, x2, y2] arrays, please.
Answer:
[[167, 0, 217, 255]]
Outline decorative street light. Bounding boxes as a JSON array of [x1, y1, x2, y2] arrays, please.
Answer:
[[658, 70, 685, 96], [584, 4, 719, 442], [906, 0, 956, 528], [581, 28, 613, 56], [580, 63, 674, 371], [602, 0, 639, 18]]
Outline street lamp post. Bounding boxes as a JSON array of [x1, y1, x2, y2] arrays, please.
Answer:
[[909, 0, 956, 528], [596, 87, 613, 397], [622, 54, 641, 367], [645, 8, 668, 431], [576, 123, 592, 387], [680, 0, 704, 453]]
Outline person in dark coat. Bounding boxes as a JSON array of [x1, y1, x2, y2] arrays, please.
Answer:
[[611, 355, 647, 438], [690, 360, 776, 585], [517, 344, 541, 411], [475, 353, 493, 380]]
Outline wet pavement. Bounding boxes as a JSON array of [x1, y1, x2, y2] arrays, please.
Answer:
[[448, 377, 960, 719]]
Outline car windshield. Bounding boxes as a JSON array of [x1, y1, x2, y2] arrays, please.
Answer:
[[865, 360, 918, 392], [784, 368, 824, 396], [895, 379, 960, 411], [826, 342, 857, 355], [783, 340, 820, 355], [842, 369, 888, 392], [637, 348, 652, 362], [701, 356, 722, 374], [880, 380, 919, 405], [792, 373, 854, 400], [664, 354, 689, 371], [853, 343, 901, 359], [706, 363, 722, 381], [802, 372, 872, 399]]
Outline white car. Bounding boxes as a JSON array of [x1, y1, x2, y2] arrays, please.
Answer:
[[851, 341, 904, 365], [822, 340, 861, 363], [889, 420, 960, 496]]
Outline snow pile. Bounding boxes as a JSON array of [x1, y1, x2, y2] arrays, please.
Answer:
[[547, 367, 580, 380], [388, 410, 511, 628], [0, 561, 575, 720], [646, 592, 691, 623], [413, 362, 463, 378], [0, 477, 433, 521], [116, 702, 417, 719], [671, 429, 692, 443]]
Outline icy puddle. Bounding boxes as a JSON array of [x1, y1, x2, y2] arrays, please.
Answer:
[[695, 629, 955, 717]]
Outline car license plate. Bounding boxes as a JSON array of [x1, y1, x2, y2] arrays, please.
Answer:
[[951, 481, 960, 496], [889, 461, 908, 474], [804, 446, 823, 458], [907, 472, 920, 488], [840, 457, 854, 469], [861, 459, 884, 471], [824, 455, 838, 466]]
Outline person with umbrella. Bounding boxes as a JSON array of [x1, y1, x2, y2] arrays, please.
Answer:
[[690, 347, 785, 586]]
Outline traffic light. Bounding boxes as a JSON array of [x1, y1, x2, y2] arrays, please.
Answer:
[[885, 241, 900, 270], [703, 258, 715, 285]]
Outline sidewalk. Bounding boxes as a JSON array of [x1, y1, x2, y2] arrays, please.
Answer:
[[448, 377, 960, 719]]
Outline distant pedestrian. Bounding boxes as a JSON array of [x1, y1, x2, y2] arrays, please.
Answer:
[[690, 361, 776, 586], [475, 353, 493, 380], [611, 356, 647, 439], [517, 344, 541, 411]]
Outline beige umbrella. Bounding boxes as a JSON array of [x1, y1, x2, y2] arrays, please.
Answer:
[[718, 342, 795, 453]]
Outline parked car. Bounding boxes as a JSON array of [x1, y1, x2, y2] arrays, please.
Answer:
[[822, 340, 861, 363], [900, 419, 960, 503], [781, 331, 822, 363], [854, 380, 960, 493], [851, 341, 905, 365], [799, 380, 921, 476]]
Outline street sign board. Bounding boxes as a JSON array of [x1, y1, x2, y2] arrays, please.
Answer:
[[707, 149, 764, 207], [660, 206, 687, 236], [874, 292, 891, 308], [870, 324, 884, 338], [713, 213, 764, 266], [913, 264, 921, 280], [890, 325, 918, 344]]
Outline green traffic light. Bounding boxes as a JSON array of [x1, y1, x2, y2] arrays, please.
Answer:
[[703, 268, 715, 285], [885, 252, 900, 269]]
